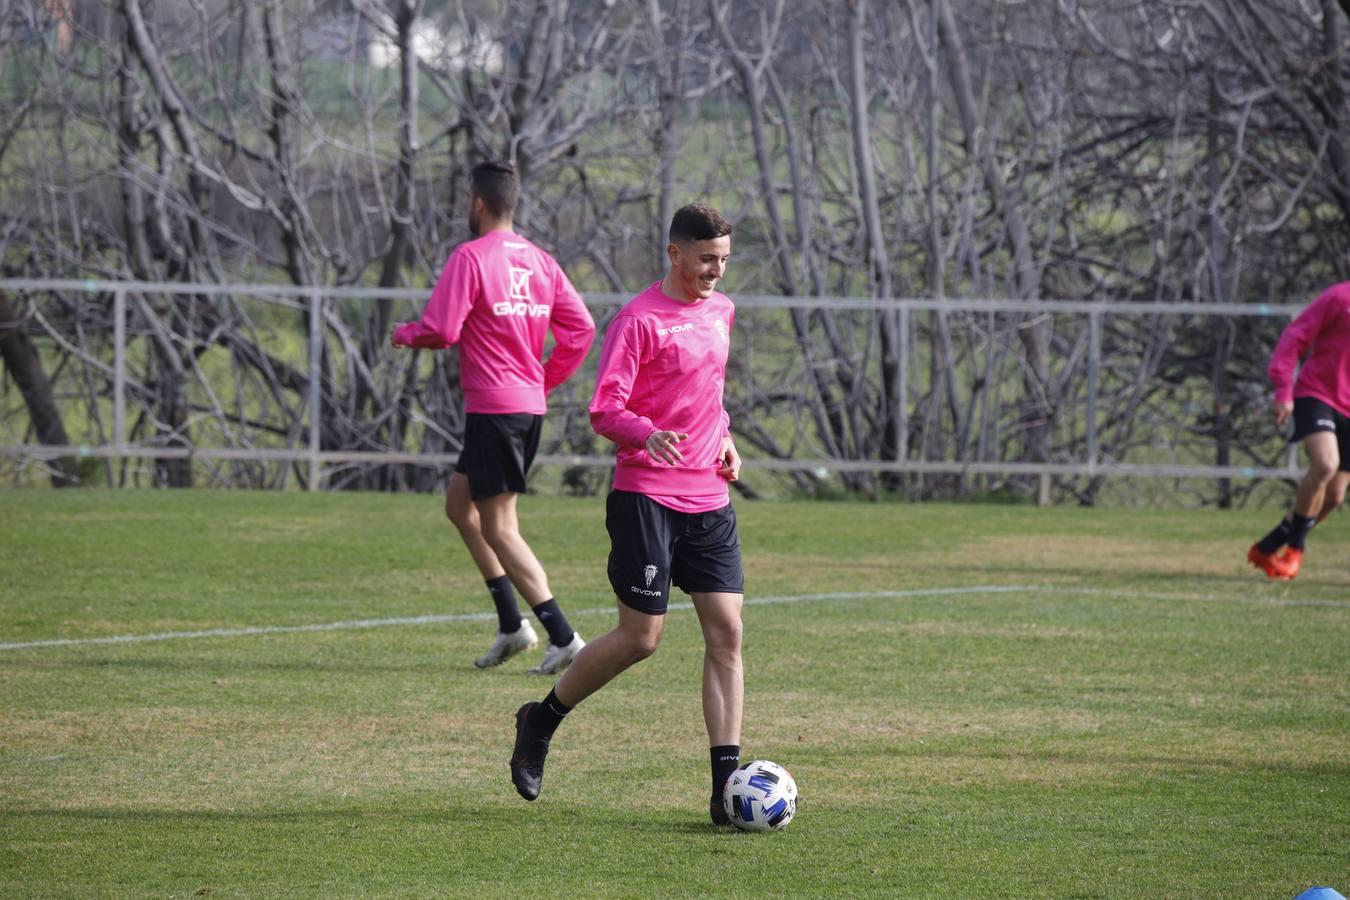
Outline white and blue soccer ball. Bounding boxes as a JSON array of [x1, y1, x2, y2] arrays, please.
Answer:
[[722, 759, 797, 832]]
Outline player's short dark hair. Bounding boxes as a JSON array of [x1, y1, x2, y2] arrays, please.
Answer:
[[669, 203, 733, 245], [470, 160, 520, 218]]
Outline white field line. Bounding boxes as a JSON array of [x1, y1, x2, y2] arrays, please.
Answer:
[[1047, 587, 1350, 609], [0, 583, 1345, 652]]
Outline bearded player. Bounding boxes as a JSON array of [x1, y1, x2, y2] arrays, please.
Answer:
[[393, 160, 595, 672]]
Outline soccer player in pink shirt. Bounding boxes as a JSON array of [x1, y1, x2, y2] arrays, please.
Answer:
[[1248, 282, 1350, 580], [392, 160, 595, 672], [509, 203, 746, 825]]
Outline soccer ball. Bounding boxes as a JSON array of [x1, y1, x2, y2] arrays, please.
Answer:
[[722, 759, 797, 832]]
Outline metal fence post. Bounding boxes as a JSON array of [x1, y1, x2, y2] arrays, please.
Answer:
[[898, 305, 909, 461], [308, 292, 322, 492], [113, 288, 126, 459], [1086, 310, 1100, 469]]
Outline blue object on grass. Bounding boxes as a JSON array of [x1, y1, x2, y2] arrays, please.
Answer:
[[1294, 888, 1346, 900]]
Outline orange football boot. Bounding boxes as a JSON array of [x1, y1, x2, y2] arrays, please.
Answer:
[[1247, 544, 1294, 580], [1277, 547, 1304, 580]]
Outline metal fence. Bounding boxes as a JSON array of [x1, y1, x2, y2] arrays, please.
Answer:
[[0, 278, 1306, 500]]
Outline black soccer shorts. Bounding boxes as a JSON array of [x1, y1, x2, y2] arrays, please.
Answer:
[[455, 413, 543, 499], [605, 489, 745, 616], [1290, 397, 1350, 472]]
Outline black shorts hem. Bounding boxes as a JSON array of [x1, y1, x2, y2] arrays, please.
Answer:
[[456, 471, 527, 501], [671, 582, 746, 596], [614, 582, 745, 615], [615, 592, 669, 616]]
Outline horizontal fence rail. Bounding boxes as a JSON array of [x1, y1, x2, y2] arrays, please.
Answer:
[[0, 277, 1306, 316], [0, 278, 1306, 500]]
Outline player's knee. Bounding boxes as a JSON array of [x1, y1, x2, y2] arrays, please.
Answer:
[[479, 518, 517, 550], [706, 618, 743, 658], [448, 509, 483, 541], [444, 497, 470, 527], [1307, 454, 1340, 484], [634, 634, 662, 660], [621, 628, 662, 661]]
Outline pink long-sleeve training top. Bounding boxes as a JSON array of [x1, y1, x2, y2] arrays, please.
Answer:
[[1268, 282, 1350, 417], [392, 231, 595, 414], [590, 281, 735, 513]]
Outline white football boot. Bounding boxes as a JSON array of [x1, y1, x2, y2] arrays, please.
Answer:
[[474, 621, 539, 669], [527, 632, 585, 675]]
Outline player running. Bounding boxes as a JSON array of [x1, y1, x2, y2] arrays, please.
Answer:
[[1247, 282, 1350, 580], [392, 160, 595, 672], [508, 203, 746, 825]]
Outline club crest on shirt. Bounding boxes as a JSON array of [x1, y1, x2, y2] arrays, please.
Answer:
[[508, 266, 533, 300], [714, 319, 728, 343]]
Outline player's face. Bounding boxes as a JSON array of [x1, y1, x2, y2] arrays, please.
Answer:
[[668, 235, 731, 301]]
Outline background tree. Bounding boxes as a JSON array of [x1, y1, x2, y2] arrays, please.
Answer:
[[1, 0, 1346, 504]]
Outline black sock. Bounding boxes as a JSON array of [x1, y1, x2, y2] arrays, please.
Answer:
[[1255, 517, 1292, 555], [487, 576, 523, 633], [527, 688, 572, 741], [531, 599, 575, 647], [710, 745, 741, 800], [1287, 514, 1317, 550]]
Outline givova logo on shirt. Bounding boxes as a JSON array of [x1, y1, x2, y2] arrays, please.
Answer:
[[657, 323, 694, 337], [493, 301, 551, 317]]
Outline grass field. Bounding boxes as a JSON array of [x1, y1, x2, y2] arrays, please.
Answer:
[[1, 490, 1347, 898]]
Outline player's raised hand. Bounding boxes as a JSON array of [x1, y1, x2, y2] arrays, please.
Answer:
[[646, 430, 688, 464], [1272, 399, 1293, 428]]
